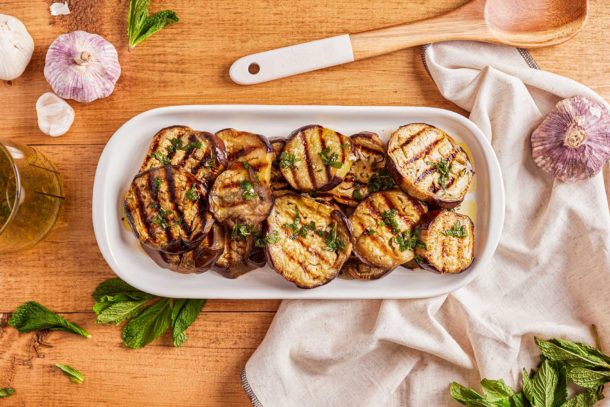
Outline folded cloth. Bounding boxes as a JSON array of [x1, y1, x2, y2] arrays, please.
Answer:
[[242, 42, 610, 407]]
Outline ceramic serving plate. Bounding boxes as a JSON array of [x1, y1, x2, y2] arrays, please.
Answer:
[[92, 105, 504, 299]]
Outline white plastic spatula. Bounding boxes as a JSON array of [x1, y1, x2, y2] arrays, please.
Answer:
[[229, 0, 588, 85]]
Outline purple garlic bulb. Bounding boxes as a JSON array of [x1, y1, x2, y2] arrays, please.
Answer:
[[44, 31, 121, 103], [531, 96, 610, 182]]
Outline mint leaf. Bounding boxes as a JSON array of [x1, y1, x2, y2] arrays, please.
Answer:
[[171, 299, 205, 347], [524, 360, 559, 407], [450, 382, 485, 404], [560, 389, 604, 407], [9, 301, 90, 338], [95, 299, 150, 325], [128, 0, 179, 50], [0, 388, 15, 398], [509, 393, 529, 407], [551, 360, 568, 407], [567, 367, 610, 389], [535, 338, 610, 369], [92, 278, 149, 302], [122, 299, 172, 349], [55, 364, 85, 384], [481, 379, 515, 401]]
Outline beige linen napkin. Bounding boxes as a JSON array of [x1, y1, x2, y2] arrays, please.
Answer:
[[242, 42, 610, 407]]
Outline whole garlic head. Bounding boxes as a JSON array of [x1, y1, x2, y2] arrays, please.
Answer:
[[36, 92, 75, 137], [0, 14, 35, 81], [44, 31, 121, 103]]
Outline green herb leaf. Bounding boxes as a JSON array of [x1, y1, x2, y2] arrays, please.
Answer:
[[95, 299, 150, 325], [154, 177, 162, 191], [185, 186, 199, 201], [324, 223, 346, 252], [368, 169, 395, 193], [92, 278, 150, 302], [240, 180, 258, 201], [381, 209, 400, 234], [480, 379, 515, 401], [352, 188, 364, 201], [523, 360, 559, 407], [122, 298, 172, 349], [560, 389, 604, 407], [279, 152, 299, 169], [0, 388, 15, 398], [9, 301, 90, 338], [449, 382, 485, 405], [203, 157, 216, 168], [319, 147, 342, 169], [443, 221, 468, 238], [55, 364, 85, 384], [148, 151, 169, 165], [231, 223, 254, 241], [427, 158, 452, 190], [128, 0, 179, 50], [255, 230, 281, 248], [509, 393, 529, 407], [536, 338, 610, 369], [567, 366, 610, 389], [171, 299, 205, 347], [393, 229, 426, 252]]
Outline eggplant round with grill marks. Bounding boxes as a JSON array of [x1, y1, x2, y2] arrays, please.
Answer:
[[215, 128, 274, 185], [327, 131, 388, 207], [415, 210, 474, 274], [214, 222, 261, 279], [350, 190, 427, 270], [139, 125, 228, 187], [387, 123, 473, 208], [266, 194, 353, 289], [124, 165, 214, 254], [280, 125, 354, 193], [340, 257, 392, 280]]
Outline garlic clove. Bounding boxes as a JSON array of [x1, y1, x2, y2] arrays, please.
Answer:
[[0, 14, 35, 81], [531, 96, 610, 182], [44, 31, 121, 103], [36, 92, 75, 137], [50, 2, 71, 16]]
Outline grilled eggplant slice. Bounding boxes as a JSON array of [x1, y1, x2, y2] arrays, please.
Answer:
[[209, 162, 273, 225], [216, 128, 273, 185], [124, 165, 214, 254], [341, 257, 391, 280], [140, 125, 227, 186], [145, 223, 224, 274], [214, 223, 259, 279], [350, 190, 427, 270], [387, 123, 473, 208], [415, 210, 474, 273], [266, 194, 352, 288], [328, 131, 387, 206], [280, 125, 353, 193]]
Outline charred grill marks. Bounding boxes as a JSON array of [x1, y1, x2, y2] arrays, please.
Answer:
[[300, 132, 316, 189], [405, 137, 443, 166], [165, 166, 193, 238]]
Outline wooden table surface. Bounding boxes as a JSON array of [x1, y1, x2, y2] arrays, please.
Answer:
[[0, 0, 608, 405]]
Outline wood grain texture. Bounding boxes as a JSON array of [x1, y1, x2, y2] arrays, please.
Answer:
[[0, 0, 608, 405]]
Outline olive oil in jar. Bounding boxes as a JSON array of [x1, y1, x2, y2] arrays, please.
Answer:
[[0, 142, 64, 253]]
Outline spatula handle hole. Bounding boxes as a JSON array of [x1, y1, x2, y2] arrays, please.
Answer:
[[248, 63, 260, 75]]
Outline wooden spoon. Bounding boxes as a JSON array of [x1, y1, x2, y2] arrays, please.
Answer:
[[229, 0, 588, 85]]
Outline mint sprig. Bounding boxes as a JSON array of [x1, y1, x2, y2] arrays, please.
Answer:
[[55, 364, 85, 384], [9, 301, 90, 338], [128, 0, 179, 50]]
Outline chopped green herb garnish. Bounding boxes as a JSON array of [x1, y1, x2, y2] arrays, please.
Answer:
[[128, 0, 179, 50], [240, 180, 258, 201], [324, 223, 346, 252], [368, 169, 395, 193], [282, 208, 317, 239], [392, 229, 426, 252], [278, 152, 299, 169], [352, 188, 364, 201], [56, 364, 85, 384], [319, 147, 342, 169], [364, 228, 376, 236], [8, 301, 91, 338], [341, 142, 351, 150], [0, 388, 15, 398], [203, 157, 216, 168], [426, 158, 452, 190], [167, 138, 202, 154], [413, 255, 424, 267], [381, 209, 400, 234], [443, 221, 467, 238], [151, 207, 173, 230], [149, 151, 169, 165], [242, 161, 251, 169], [231, 223, 254, 241], [154, 177, 162, 191], [255, 230, 281, 248], [185, 186, 199, 201]]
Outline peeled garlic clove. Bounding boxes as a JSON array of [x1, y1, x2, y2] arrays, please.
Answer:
[[531, 96, 610, 182], [36, 92, 75, 137], [44, 31, 121, 103], [0, 14, 35, 81]]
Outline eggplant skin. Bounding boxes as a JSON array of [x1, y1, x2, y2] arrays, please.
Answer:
[[387, 123, 473, 208], [340, 257, 392, 280], [140, 125, 228, 187], [327, 131, 387, 207], [280, 125, 353, 193], [270, 138, 290, 191], [265, 194, 353, 289], [350, 190, 427, 270], [209, 162, 274, 225], [124, 165, 214, 254], [145, 223, 224, 274], [415, 210, 475, 274], [213, 223, 257, 279]]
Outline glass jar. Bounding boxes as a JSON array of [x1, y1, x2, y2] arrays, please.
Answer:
[[0, 141, 64, 253]]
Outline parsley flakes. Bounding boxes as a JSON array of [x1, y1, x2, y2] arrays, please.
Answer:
[[240, 180, 258, 201], [442, 222, 467, 238], [320, 147, 343, 169]]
